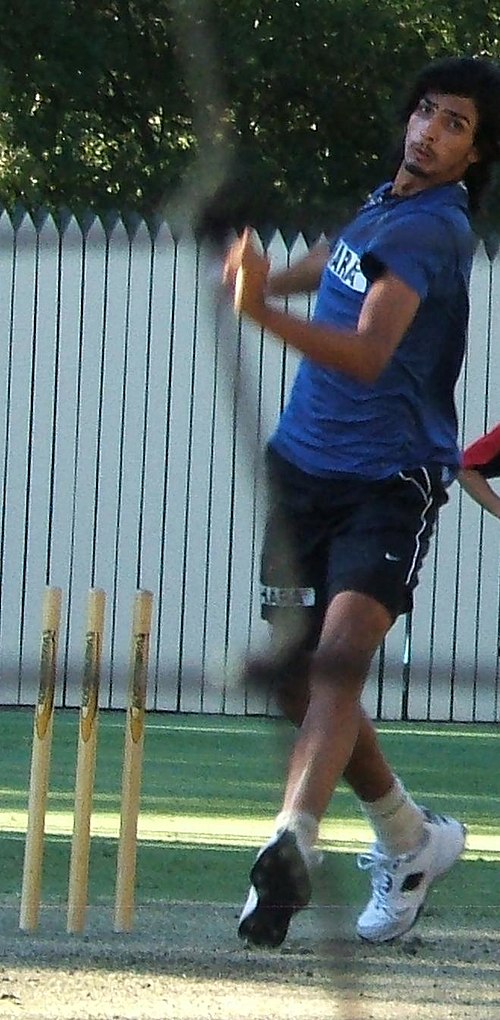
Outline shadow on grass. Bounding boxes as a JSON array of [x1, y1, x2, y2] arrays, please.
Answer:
[[2, 708, 500, 827], [2, 830, 498, 912]]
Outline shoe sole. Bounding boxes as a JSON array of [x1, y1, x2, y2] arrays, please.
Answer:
[[357, 901, 425, 944], [238, 833, 312, 948], [357, 823, 467, 944]]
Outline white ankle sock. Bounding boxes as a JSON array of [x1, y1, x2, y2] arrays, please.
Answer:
[[361, 778, 425, 856], [274, 809, 319, 857]]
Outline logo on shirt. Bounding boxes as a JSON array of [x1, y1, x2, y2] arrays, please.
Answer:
[[328, 238, 367, 293]]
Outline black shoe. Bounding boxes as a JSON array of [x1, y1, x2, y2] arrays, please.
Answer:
[[238, 829, 312, 948]]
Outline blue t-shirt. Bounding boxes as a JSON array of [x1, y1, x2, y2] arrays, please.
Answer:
[[270, 181, 474, 481]]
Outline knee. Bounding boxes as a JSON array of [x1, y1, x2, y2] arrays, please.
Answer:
[[242, 648, 311, 725], [241, 647, 310, 695], [311, 635, 372, 694]]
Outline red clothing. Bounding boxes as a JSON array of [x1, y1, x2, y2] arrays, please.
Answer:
[[462, 423, 500, 477]]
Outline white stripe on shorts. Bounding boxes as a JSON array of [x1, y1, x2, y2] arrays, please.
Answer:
[[398, 467, 433, 588]]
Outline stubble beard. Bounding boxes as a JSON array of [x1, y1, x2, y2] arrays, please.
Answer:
[[402, 159, 429, 179]]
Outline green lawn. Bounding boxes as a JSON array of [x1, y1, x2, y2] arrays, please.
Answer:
[[1, 708, 499, 911]]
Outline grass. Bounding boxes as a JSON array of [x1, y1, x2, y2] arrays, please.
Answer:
[[1, 708, 499, 910]]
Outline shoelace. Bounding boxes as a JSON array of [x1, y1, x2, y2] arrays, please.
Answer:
[[357, 848, 403, 914]]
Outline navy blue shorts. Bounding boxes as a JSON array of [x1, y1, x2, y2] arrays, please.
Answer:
[[260, 446, 448, 651]]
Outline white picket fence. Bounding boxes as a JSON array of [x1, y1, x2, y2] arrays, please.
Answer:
[[0, 209, 499, 721]]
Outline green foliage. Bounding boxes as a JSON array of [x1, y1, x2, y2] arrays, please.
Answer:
[[0, 0, 194, 214], [0, 0, 499, 229]]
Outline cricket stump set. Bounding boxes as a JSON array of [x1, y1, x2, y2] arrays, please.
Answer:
[[19, 586, 154, 935]]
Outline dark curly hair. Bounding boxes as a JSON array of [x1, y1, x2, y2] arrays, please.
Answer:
[[402, 56, 500, 213]]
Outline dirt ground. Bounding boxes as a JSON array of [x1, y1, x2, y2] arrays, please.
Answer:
[[0, 898, 499, 1020]]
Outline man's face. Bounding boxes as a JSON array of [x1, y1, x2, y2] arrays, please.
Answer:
[[403, 92, 479, 186]]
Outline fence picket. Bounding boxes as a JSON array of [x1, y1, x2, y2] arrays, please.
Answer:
[[0, 211, 498, 721]]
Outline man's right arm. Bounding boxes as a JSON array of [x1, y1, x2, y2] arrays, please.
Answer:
[[229, 229, 421, 385], [266, 240, 330, 297]]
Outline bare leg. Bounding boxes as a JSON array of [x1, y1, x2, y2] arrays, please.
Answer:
[[282, 591, 392, 820], [245, 617, 396, 804], [271, 646, 395, 803], [343, 709, 394, 801], [238, 592, 464, 949]]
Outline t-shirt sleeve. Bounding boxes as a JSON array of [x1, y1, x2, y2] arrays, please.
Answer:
[[462, 423, 500, 477], [360, 211, 455, 299]]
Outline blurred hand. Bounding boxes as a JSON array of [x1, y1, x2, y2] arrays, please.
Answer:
[[223, 228, 270, 319]]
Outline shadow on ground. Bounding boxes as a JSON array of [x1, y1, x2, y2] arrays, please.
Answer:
[[0, 900, 499, 1020]]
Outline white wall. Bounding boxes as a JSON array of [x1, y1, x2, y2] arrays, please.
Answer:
[[0, 210, 498, 720]]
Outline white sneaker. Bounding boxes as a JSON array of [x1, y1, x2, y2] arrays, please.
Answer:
[[356, 809, 466, 943], [238, 829, 312, 947]]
